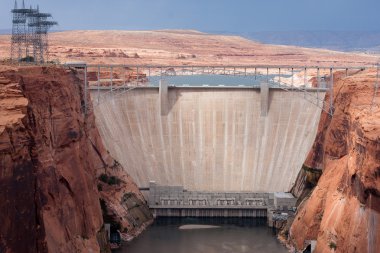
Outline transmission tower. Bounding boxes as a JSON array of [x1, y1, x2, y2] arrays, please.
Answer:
[[11, 0, 31, 61], [11, 0, 57, 63]]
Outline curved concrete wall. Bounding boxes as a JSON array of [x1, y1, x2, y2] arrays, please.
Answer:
[[91, 87, 324, 192]]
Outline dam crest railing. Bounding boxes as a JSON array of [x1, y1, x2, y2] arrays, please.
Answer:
[[65, 64, 378, 117]]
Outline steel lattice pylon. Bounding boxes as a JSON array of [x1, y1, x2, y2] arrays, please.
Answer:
[[11, 0, 57, 63]]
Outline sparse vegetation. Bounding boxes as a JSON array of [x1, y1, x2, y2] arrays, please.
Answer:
[[20, 56, 34, 62], [99, 173, 108, 183], [177, 54, 186, 59], [317, 212, 324, 221], [302, 165, 322, 188], [329, 242, 337, 250], [98, 173, 121, 186], [108, 176, 120, 185]]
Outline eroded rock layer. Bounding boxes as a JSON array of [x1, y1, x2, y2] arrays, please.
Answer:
[[289, 69, 380, 253]]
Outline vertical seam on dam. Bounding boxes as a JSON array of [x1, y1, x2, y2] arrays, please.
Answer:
[[241, 100, 250, 191], [179, 99, 185, 187], [223, 100, 229, 191]]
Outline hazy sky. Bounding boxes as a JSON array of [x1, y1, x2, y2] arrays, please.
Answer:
[[1, 0, 379, 32]]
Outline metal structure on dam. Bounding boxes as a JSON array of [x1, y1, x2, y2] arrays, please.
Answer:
[[68, 64, 372, 194]]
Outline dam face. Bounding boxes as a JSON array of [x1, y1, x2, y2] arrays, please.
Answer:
[[90, 86, 324, 192]]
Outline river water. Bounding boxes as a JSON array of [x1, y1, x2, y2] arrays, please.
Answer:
[[115, 218, 288, 253]]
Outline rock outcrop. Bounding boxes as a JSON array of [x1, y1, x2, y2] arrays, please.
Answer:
[[288, 69, 380, 253], [0, 65, 152, 253]]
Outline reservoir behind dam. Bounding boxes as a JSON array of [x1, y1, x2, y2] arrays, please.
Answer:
[[116, 218, 287, 253]]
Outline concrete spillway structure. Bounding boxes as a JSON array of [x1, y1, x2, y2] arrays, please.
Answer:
[[90, 85, 325, 192]]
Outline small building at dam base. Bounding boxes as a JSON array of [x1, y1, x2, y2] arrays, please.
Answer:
[[148, 182, 297, 219]]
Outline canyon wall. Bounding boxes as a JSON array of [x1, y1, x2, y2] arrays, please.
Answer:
[[289, 69, 380, 253], [0, 65, 152, 253]]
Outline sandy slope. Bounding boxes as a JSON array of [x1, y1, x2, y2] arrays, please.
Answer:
[[0, 30, 378, 66]]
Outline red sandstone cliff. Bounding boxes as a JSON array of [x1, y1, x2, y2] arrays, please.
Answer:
[[288, 69, 380, 253], [0, 65, 152, 253]]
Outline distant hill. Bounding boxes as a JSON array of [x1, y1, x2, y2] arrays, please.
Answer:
[[0, 30, 378, 65], [242, 31, 380, 52], [207, 31, 380, 53]]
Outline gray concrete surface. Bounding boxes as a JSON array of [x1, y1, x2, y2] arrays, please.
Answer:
[[90, 86, 325, 192]]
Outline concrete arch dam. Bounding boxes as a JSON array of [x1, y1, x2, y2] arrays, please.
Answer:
[[90, 85, 325, 192]]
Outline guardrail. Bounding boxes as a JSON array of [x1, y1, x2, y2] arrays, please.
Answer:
[[65, 64, 377, 117]]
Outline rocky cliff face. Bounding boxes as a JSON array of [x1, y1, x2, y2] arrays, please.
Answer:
[[0, 65, 152, 253], [288, 69, 380, 253]]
